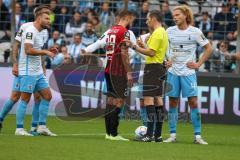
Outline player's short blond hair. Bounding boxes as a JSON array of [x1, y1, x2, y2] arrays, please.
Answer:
[[173, 5, 194, 25]]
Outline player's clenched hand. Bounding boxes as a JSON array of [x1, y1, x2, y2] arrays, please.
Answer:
[[165, 60, 172, 68], [186, 61, 201, 69], [137, 39, 145, 48], [44, 50, 56, 58], [12, 63, 18, 77]]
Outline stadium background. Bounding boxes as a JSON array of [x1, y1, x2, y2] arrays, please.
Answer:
[[0, 0, 240, 125], [0, 1, 240, 160]]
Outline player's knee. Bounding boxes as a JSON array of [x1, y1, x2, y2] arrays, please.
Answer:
[[169, 99, 178, 107], [11, 92, 21, 102], [21, 97, 30, 103], [34, 94, 41, 103], [44, 94, 52, 101], [188, 101, 198, 108]]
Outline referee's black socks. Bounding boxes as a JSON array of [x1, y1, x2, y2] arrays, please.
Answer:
[[146, 105, 155, 137], [155, 106, 164, 138]]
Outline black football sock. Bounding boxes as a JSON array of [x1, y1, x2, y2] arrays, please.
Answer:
[[154, 106, 165, 138], [146, 105, 155, 137], [111, 107, 121, 137], [104, 104, 114, 136]]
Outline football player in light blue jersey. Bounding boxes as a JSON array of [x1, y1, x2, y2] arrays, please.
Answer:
[[164, 5, 212, 144], [0, 6, 49, 135], [15, 5, 56, 136]]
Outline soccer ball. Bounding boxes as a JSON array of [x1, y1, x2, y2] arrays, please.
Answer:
[[135, 126, 147, 138]]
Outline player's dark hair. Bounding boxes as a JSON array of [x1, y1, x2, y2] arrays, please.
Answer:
[[148, 10, 162, 23], [34, 5, 51, 18], [118, 10, 133, 19]]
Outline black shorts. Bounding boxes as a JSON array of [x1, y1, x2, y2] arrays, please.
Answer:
[[143, 63, 166, 97], [105, 73, 128, 99]]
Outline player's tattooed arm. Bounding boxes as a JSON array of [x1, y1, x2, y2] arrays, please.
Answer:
[[25, 43, 55, 58], [12, 40, 20, 76], [120, 44, 133, 87], [12, 40, 20, 64]]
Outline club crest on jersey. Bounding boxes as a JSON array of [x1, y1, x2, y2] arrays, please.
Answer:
[[124, 31, 130, 39], [17, 29, 23, 37], [26, 32, 33, 40], [28, 85, 33, 90]]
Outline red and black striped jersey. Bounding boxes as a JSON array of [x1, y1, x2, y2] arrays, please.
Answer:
[[105, 25, 130, 76]]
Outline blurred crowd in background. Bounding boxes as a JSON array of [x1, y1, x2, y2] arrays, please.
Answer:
[[0, 0, 239, 73]]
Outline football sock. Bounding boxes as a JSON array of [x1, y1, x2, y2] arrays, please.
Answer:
[[154, 106, 164, 138], [39, 99, 50, 126], [0, 99, 15, 122], [140, 106, 147, 127], [111, 107, 121, 137], [168, 107, 178, 134], [16, 100, 28, 128], [190, 108, 201, 135], [31, 102, 40, 129], [104, 104, 114, 135], [146, 105, 155, 137]]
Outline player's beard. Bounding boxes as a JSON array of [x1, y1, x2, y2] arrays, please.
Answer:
[[41, 24, 50, 30]]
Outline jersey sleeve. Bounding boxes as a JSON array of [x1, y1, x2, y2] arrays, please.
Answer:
[[24, 27, 36, 45], [147, 30, 162, 52], [195, 28, 209, 47], [15, 26, 24, 42], [85, 29, 109, 52], [129, 30, 137, 45]]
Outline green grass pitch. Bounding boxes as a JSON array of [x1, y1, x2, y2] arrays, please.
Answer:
[[0, 115, 240, 160]]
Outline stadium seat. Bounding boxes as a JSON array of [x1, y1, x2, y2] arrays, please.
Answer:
[[169, 1, 179, 11], [187, 1, 199, 15]]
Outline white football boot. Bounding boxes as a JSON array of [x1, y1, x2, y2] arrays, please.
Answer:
[[163, 133, 177, 143], [37, 126, 57, 136], [15, 128, 33, 136]]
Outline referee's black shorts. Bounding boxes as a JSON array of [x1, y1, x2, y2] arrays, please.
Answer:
[[105, 72, 128, 99], [143, 63, 166, 97]]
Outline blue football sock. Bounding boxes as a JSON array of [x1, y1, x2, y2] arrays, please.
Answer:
[[190, 108, 201, 135], [168, 107, 178, 134], [31, 102, 40, 128], [0, 99, 15, 122], [16, 100, 28, 128], [140, 107, 147, 127], [39, 99, 50, 125]]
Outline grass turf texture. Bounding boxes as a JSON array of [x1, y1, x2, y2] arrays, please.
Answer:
[[0, 115, 240, 160]]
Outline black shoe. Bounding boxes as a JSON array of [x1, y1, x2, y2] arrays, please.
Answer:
[[138, 135, 153, 142], [155, 136, 163, 143]]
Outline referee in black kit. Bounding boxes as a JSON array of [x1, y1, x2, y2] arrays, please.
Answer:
[[125, 10, 168, 142]]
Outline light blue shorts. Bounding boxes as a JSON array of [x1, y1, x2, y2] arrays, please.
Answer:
[[12, 76, 20, 91], [19, 74, 49, 93], [166, 72, 198, 98]]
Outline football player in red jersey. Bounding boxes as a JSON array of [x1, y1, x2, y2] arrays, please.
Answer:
[[104, 10, 135, 141]]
